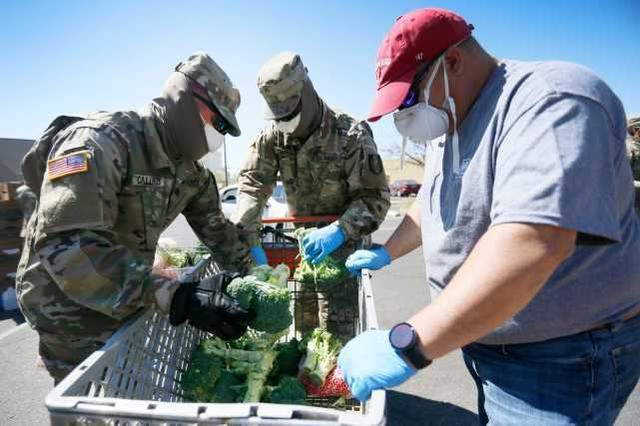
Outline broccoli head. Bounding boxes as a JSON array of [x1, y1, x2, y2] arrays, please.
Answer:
[[269, 338, 302, 383], [199, 336, 278, 403], [265, 376, 307, 405], [227, 277, 292, 334], [210, 369, 244, 403], [293, 228, 350, 290], [299, 329, 343, 387], [181, 343, 223, 402]]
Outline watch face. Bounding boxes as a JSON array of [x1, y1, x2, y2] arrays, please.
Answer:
[[390, 323, 415, 350]]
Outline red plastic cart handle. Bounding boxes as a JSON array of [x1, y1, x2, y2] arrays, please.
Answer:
[[261, 215, 339, 224]]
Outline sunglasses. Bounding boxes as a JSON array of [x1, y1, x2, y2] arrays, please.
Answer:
[[187, 78, 231, 135], [399, 60, 435, 110]]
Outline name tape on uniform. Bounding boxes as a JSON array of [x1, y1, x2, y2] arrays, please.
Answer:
[[47, 151, 89, 181], [132, 174, 163, 187]]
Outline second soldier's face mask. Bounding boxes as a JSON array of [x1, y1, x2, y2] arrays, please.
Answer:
[[276, 79, 322, 140]]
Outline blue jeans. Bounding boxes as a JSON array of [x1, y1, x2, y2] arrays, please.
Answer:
[[462, 314, 640, 425]]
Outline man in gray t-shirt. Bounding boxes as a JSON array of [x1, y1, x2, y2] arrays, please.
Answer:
[[338, 8, 640, 425]]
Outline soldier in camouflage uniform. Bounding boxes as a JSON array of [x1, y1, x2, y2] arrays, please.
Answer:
[[232, 52, 390, 341], [16, 52, 252, 382]]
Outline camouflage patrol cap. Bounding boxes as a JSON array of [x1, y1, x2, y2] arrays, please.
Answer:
[[176, 52, 241, 136], [257, 52, 308, 119], [629, 116, 640, 132]]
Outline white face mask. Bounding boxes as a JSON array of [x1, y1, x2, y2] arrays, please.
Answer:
[[276, 111, 301, 135], [393, 56, 449, 144], [393, 56, 462, 174], [203, 121, 225, 154]]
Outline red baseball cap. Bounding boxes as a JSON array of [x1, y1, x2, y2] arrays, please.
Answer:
[[368, 8, 473, 122]]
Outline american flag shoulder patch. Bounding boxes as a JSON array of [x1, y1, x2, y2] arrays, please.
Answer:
[[47, 151, 89, 181]]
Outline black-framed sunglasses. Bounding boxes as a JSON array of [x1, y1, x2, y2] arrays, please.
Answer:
[[187, 78, 231, 135], [399, 59, 435, 110]]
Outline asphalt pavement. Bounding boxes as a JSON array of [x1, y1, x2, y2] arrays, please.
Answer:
[[1, 203, 639, 424]]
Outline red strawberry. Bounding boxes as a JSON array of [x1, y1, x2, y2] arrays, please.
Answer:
[[300, 367, 351, 398]]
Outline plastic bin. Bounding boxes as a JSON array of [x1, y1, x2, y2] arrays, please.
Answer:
[[45, 255, 385, 425]]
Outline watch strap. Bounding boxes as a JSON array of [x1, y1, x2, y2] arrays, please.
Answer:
[[404, 342, 431, 369]]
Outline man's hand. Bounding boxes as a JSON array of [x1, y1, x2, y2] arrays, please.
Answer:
[[345, 244, 392, 273], [169, 272, 250, 340], [302, 224, 346, 264], [250, 245, 269, 265], [338, 330, 416, 401]]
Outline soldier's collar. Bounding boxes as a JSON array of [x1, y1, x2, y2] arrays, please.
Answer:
[[284, 101, 333, 145], [317, 101, 334, 139], [141, 110, 174, 171]]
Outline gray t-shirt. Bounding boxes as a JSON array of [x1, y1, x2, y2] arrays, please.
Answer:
[[419, 59, 640, 345]]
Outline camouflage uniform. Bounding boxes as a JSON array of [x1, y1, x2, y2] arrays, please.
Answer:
[[233, 53, 390, 341], [16, 53, 251, 382]]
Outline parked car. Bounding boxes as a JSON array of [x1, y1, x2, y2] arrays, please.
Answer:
[[390, 179, 421, 197], [219, 182, 288, 219]]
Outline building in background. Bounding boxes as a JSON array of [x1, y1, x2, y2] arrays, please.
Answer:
[[0, 138, 33, 181]]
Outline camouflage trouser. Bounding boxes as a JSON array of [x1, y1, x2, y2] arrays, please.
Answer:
[[294, 276, 358, 343], [38, 331, 110, 384]]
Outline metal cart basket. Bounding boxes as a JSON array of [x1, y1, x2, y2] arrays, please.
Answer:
[[46, 221, 385, 425]]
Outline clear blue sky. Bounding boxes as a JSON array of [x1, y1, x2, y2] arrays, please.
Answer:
[[1, 0, 638, 171]]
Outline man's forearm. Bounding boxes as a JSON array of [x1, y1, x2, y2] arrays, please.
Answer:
[[408, 223, 576, 360], [384, 199, 422, 259], [338, 191, 390, 241]]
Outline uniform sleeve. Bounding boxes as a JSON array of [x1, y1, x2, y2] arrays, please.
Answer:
[[232, 131, 278, 247], [183, 167, 253, 273], [339, 121, 391, 240], [491, 94, 623, 243], [35, 126, 178, 320]]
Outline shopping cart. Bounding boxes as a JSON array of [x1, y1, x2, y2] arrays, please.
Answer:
[[45, 241, 385, 424], [261, 216, 364, 341], [261, 215, 339, 277]]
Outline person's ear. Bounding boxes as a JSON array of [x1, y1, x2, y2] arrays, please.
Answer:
[[445, 47, 464, 77]]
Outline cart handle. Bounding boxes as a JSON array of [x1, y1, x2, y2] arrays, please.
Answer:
[[261, 215, 339, 224]]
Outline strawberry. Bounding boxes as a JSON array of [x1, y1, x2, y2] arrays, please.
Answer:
[[300, 366, 351, 398]]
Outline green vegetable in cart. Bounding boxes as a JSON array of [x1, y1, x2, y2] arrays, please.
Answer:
[[293, 228, 350, 289], [181, 342, 223, 402], [210, 369, 244, 402], [269, 338, 303, 382], [199, 336, 279, 403], [248, 263, 290, 287], [227, 268, 292, 334], [265, 376, 307, 404], [299, 328, 343, 387]]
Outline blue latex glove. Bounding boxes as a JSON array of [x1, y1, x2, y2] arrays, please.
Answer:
[[302, 224, 345, 264], [250, 246, 268, 265], [345, 244, 392, 273], [338, 329, 416, 401]]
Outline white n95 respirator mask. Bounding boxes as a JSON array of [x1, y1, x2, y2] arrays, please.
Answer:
[[203, 122, 225, 154]]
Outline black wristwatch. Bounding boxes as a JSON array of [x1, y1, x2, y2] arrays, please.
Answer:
[[389, 322, 432, 369]]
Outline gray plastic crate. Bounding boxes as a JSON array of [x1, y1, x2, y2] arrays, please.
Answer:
[[45, 259, 385, 425]]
